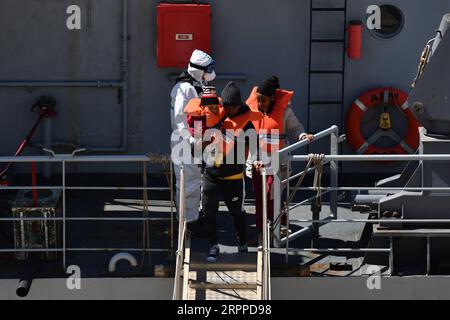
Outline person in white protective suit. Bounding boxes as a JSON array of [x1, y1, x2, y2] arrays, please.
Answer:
[[170, 49, 216, 231]]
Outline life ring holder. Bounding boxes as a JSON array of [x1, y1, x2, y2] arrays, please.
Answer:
[[346, 87, 420, 155]]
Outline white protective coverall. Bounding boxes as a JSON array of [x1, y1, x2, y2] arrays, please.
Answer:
[[170, 50, 216, 223]]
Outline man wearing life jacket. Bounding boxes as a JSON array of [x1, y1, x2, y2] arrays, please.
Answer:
[[246, 76, 314, 238], [170, 50, 216, 233], [202, 82, 263, 263]]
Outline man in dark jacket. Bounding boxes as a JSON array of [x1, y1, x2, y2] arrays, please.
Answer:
[[202, 82, 262, 263]]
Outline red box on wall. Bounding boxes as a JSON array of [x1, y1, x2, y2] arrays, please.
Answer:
[[157, 3, 212, 68]]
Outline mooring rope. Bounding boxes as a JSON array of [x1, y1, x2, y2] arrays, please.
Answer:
[[312, 154, 325, 208], [274, 153, 325, 227]]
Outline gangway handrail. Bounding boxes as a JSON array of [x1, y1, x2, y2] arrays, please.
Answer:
[[279, 125, 339, 156], [172, 166, 187, 301], [291, 154, 450, 161], [261, 170, 271, 300], [273, 125, 341, 249]]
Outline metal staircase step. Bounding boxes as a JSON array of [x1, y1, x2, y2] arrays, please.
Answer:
[[311, 39, 345, 43], [309, 101, 344, 105], [193, 288, 259, 301], [312, 8, 346, 12], [189, 281, 258, 290], [310, 70, 344, 74], [187, 270, 260, 301], [190, 253, 257, 272]]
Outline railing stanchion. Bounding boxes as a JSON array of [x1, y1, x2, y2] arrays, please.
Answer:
[[62, 160, 66, 270], [330, 126, 339, 219], [173, 165, 186, 300], [286, 158, 291, 264], [273, 172, 282, 248], [170, 160, 174, 259], [262, 169, 269, 300]]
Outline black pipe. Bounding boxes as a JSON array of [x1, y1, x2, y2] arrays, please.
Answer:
[[16, 279, 33, 298], [16, 255, 38, 298]]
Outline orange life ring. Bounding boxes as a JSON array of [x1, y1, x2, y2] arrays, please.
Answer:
[[346, 87, 420, 155]]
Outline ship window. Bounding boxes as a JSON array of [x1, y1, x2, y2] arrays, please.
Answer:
[[371, 5, 404, 39]]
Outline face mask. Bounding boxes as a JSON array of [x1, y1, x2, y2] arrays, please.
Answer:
[[204, 61, 215, 74], [203, 71, 216, 83]]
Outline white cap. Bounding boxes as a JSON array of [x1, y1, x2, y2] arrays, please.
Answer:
[[188, 49, 216, 83]]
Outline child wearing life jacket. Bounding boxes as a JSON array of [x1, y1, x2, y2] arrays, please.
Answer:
[[184, 88, 225, 139]]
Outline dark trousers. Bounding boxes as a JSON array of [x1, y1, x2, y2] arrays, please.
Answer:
[[202, 173, 247, 246]]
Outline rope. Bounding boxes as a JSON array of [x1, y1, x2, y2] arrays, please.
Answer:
[[286, 155, 314, 204], [274, 154, 325, 226], [286, 153, 324, 205], [134, 161, 151, 275], [312, 154, 325, 208], [146, 152, 172, 187], [146, 153, 171, 165]]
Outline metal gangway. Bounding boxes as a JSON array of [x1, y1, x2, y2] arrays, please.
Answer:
[[172, 125, 343, 300], [172, 166, 271, 301], [171, 126, 343, 300]]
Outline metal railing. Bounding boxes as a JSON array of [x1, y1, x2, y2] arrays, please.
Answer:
[[273, 127, 450, 275], [172, 166, 187, 300], [272, 126, 340, 250], [0, 153, 174, 270], [261, 169, 271, 300]]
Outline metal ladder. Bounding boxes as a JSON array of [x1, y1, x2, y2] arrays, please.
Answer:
[[180, 236, 263, 301], [172, 167, 269, 301], [307, 0, 348, 135]]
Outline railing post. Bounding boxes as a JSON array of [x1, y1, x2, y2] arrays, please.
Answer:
[[173, 165, 186, 300], [286, 158, 290, 264], [330, 126, 339, 219], [262, 169, 268, 300], [62, 160, 66, 270], [266, 218, 272, 300], [170, 160, 174, 259], [273, 169, 282, 248], [311, 201, 321, 248]]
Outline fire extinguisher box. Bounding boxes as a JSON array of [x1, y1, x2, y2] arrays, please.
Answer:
[[157, 3, 212, 68]]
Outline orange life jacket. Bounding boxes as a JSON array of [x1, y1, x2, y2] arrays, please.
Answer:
[[184, 98, 225, 128], [246, 87, 294, 153], [218, 109, 263, 159]]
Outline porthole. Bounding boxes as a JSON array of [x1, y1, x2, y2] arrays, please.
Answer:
[[370, 5, 405, 39]]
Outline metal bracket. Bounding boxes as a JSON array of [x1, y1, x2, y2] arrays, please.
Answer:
[[43, 148, 56, 157]]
